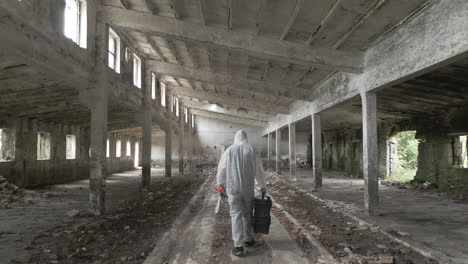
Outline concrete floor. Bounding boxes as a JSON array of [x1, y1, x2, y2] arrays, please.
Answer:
[[144, 177, 310, 264], [0, 168, 176, 263], [283, 169, 468, 264]]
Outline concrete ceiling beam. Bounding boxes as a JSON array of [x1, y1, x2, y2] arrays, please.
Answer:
[[179, 99, 273, 121], [191, 109, 268, 128], [168, 84, 289, 115], [102, 6, 363, 73], [148, 60, 307, 100]]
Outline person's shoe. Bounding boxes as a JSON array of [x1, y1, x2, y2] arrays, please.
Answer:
[[231, 247, 244, 257], [244, 239, 255, 247]]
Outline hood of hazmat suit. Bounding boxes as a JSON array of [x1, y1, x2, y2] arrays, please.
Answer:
[[216, 129, 267, 247], [216, 129, 266, 197]]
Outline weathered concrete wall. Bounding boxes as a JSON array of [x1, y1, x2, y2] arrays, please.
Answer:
[[414, 109, 468, 194], [0, 117, 89, 187], [149, 116, 266, 166], [0, 117, 137, 187], [151, 131, 183, 167], [107, 133, 137, 174], [321, 123, 389, 178]]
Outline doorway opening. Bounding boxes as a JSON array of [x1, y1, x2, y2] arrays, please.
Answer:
[[387, 131, 419, 182]]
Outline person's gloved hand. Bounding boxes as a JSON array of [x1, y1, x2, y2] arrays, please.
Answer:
[[217, 185, 227, 199], [260, 187, 267, 196]]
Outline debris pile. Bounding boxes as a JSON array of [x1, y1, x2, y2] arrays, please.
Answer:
[[381, 180, 438, 191], [28, 170, 209, 264], [0, 175, 34, 209], [296, 156, 310, 168]]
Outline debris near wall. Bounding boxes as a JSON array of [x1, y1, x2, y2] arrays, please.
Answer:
[[0, 176, 63, 209], [0, 175, 34, 209], [381, 180, 438, 191]]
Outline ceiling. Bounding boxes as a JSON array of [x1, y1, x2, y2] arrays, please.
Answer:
[[105, 0, 430, 125], [295, 57, 468, 132]]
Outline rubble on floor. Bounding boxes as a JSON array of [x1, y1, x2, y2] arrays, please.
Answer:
[[26, 169, 211, 264], [0, 175, 34, 209], [268, 174, 438, 264], [381, 179, 437, 191]]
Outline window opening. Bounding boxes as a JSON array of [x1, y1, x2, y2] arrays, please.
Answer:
[[64, 0, 87, 48], [0, 129, 15, 162], [451, 134, 468, 168], [37, 132, 51, 160], [108, 27, 121, 73], [133, 54, 142, 88], [106, 139, 110, 158], [66, 135, 77, 160], [126, 140, 131, 156], [134, 142, 139, 167], [116, 139, 122, 157], [160, 81, 166, 106]]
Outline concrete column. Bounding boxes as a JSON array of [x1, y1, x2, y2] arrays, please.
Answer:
[[87, 17, 110, 216], [275, 129, 281, 174], [267, 133, 272, 171], [89, 96, 108, 215], [188, 113, 193, 169], [142, 61, 152, 187], [178, 117, 184, 175], [165, 120, 172, 177], [312, 113, 322, 190], [289, 123, 296, 181], [362, 92, 379, 216]]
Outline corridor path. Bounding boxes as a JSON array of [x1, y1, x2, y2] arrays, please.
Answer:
[[144, 177, 310, 264]]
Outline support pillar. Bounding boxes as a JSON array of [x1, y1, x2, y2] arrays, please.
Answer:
[[276, 129, 281, 174], [165, 125, 172, 178], [89, 95, 108, 215], [312, 113, 322, 190], [141, 61, 152, 187], [178, 116, 184, 175], [267, 133, 272, 171], [289, 123, 296, 181], [188, 113, 193, 169], [362, 92, 379, 216], [89, 19, 108, 215]]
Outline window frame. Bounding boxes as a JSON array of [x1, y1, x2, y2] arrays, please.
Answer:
[[108, 27, 121, 73], [0, 128, 15, 162], [133, 54, 142, 88], [116, 139, 122, 158], [175, 98, 180, 117], [151, 72, 157, 100], [37, 132, 51, 161], [126, 140, 131, 157], [64, 0, 87, 48], [66, 135, 77, 160], [160, 81, 166, 106]]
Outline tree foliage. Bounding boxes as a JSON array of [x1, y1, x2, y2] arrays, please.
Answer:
[[395, 131, 419, 170]]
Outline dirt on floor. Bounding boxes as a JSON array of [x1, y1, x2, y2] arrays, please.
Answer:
[[269, 174, 439, 264], [209, 196, 272, 264], [25, 169, 209, 264]]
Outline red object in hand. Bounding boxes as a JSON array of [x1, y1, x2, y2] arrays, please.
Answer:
[[217, 186, 224, 192]]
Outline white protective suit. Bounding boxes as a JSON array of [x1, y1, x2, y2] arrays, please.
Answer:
[[216, 130, 266, 247]]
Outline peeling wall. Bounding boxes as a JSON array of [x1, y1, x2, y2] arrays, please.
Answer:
[[414, 109, 468, 194], [0, 117, 138, 187]]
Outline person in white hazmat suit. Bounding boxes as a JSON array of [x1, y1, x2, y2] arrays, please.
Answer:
[[216, 129, 267, 257]]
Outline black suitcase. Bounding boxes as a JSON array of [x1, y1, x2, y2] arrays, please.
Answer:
[[252, 194, 272, 234]]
